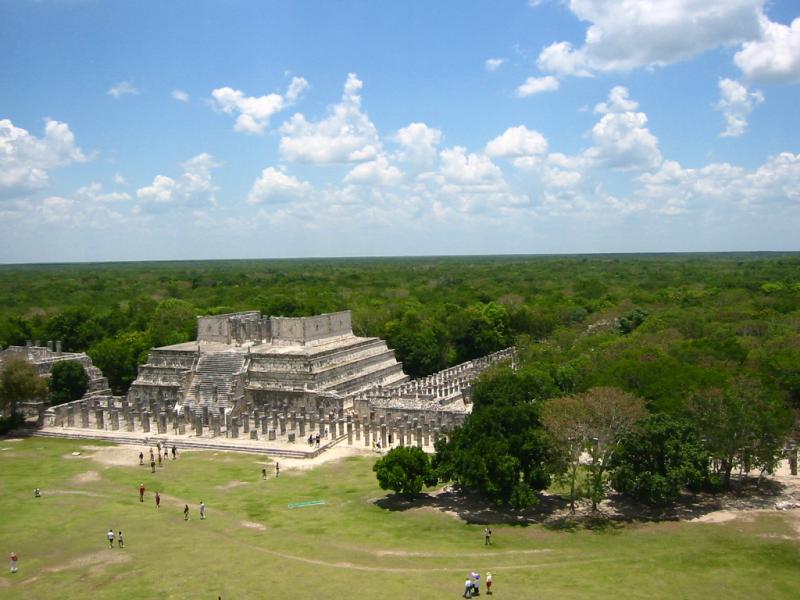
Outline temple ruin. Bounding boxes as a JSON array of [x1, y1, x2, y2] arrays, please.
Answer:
[[41, 310, 513, 455]]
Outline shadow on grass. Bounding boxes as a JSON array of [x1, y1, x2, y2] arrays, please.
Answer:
[[373, 475, 794, 530]]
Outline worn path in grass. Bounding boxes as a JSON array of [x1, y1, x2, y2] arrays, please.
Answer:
[[1, 437, 799, 599]]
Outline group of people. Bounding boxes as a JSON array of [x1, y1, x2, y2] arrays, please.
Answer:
[[306, 433, 322, 447], [106, 529, 124, 548], [261, 462, 280, 479], [138, 443, 178, 473], [463, 571, 493, 597], [183, 501, 206, 520]]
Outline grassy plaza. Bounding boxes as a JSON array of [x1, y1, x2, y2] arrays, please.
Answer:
[[1, 436, 799, 599]]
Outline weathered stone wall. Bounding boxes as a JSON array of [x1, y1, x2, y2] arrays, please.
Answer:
[[271, 311, 352, 345]]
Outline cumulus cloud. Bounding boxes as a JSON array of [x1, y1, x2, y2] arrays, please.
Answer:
[[439, 146, 503, 186], [344, 155, 404, 186], [108, 81, 139, 99], [279, 73, 380, 163], [76, 182, 130, 203], [715, 78, 764, 137], [486, 126, 548, 158], [211, 76, 308, 134], [247, 167, 313, 205], [639, 153, 800, 215], [136, 153, 221, 210], [735, 16, 800, 84], [171, 89, 190, 102], [516, 75, 561, 96], [0, 118, 86, 197], [485, 58, 506, 71], [537, 0, 763, 76], [393, 122, 442, 170], [584, 87, 662, 171]]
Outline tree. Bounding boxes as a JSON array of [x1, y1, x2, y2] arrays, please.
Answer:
[[450, 302, 511, 363], [610, 414, 710, 505], [49, 360, 89, 405], [432, 366, 557, 508], [384, 312, 448, 377], [373, 446, 438, 497], [541, 395, 591, 512], [88, 331, 151, 395], [689, 378, 793, 489], [0, 356, 48, 417], [544, 387, 646, 511], [148, 299, 197, 347]]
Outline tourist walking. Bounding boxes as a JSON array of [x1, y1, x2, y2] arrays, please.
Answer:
[[171, 445, 177, 459], [107, 529, 115, 548], [139, 483, 145, 502], [261, 467, 267, 480], [463, 577, 472, 598], [484, 527, 492, 546], [10, 552, 18, 573], [150, 457, 156, 473], [117, 531, 124, 548], [486, 572, 492, 595], [34, 487, 41, 498], [139, 451, 144, 465], [184, 504, 190, 520], [155, 492, 161, 509], [275, 462, 280, 478], [200, 501, 206, 520], [158, 452, 162, 468]]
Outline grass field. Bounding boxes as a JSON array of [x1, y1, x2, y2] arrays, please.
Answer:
[[1, 437, 799, 599]]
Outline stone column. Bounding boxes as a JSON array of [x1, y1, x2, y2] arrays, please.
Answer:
[[299, 417, 306, 437], [178, 414, 186, 435], [250, 429, 258, 440], [416, 425, 422, 448], [125, 410, 134, 432], [110, 410, 119, 431], [80, 406, 90, 428], [380, 423, 387, 448], [242, 413, 250, 434], [261, 416, 268, 435], [363, 422, 371, 447], [159, 413, 167, 434], [279, 416, 286, 436], [202, 405, 210, 426], [195, 418, 203, 437], [338, 417, 345, 437], [95, 409, 105, 429], [347, 418, 353, 445], [398, 425, 405, 447], [423, 423, 430, 447], [290, 412, 297, 431], [141, 412, 151, 433], [212, 415, 221, 437], [355, 418, 361, 441], [230, 416, 239, 439], [268, 430, 276, 441]]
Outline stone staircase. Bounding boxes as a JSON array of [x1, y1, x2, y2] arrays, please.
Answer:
[[187, 352, 246, 408]]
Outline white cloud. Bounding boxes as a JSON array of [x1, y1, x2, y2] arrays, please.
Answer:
[[735, 16, 800, 84], [486, 126, 548, 158], [113, 173, 127, 185], [136, 153, 221, 210], [108, 81, 139, 99], [248, 167, 313, 205], [393, 122, 442, 170], [211, 77, 307, 134], [0, 118, 86, 197], [344, 155, 404, 187], [516, 75, 561, 96], [537, 0, 763, 76], [584, 87, 662, 171], [279, 73, 380, 163], [171, 89, 190, 102], [715, 78, 764, 137], [439, 146, 503, 186], [638, 153, 800, 215], [485, 58, 506, 71], [76, 182, 130, 203]]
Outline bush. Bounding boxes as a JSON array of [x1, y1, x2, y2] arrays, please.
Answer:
[[373, 446, 438, 497]]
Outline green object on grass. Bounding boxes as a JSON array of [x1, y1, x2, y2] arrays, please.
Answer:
[[287, 499, 326, 509]]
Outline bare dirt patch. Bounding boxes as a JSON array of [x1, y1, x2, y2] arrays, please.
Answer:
[[241, 520, 266, 531], [48, 489, 105, 498], [0, 578, 9, 588], [216, 480, 250, 491], [46, 550, 131, 574], [72, 470, 101, 484], [277, 445, 374, 471]]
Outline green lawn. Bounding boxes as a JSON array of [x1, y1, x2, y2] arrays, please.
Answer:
[[1, 437, 798, 599]]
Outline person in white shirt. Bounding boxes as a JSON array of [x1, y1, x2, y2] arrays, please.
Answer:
[[107, 529, 115, 548]]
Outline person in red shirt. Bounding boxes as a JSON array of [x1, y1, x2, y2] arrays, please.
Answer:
[[10, 552, 18, 573], [155, 491, 161, 509], [139, 483, 145, 502]]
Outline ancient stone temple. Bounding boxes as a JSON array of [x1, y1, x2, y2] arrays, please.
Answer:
[[43, 310, 513, 454]]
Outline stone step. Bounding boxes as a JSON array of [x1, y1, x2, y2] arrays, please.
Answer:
[[30, 429, 345, 459]]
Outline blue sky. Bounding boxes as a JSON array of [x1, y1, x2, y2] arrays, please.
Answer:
[[1, 0, 799, 263]]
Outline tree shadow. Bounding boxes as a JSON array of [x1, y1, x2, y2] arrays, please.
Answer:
[[373, 475, 795, 530]]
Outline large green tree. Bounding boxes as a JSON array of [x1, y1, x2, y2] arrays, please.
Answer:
[[0, 356, 48, 417], [148, 299, 197, 347], [610, 414, 710, 505], [88, 331, 151, 395], [49, 360, 89, 405], [373, 446, 438, 497], [432, 366, 557, 508]]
